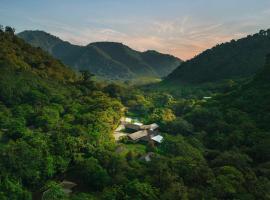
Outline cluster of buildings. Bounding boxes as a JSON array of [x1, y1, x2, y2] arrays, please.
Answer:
[[114, 117, 163, 144]]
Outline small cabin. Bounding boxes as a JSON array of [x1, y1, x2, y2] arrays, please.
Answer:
[[120, 117, 132, 124], [141, 123, 159, 131], [151, 135, 163, 144], [128, 130, 148, 142], [203, 96, 212, 100], [140, 152, 155, 162], [125, 122, 143, 131], [60, 181, 77, 195]]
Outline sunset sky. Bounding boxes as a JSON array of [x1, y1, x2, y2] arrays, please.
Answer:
[[1, 0, 270, 60]]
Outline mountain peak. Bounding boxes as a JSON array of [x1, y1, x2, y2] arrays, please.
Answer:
[[165, 29, 270, 85], [19, 30, 182, 80]]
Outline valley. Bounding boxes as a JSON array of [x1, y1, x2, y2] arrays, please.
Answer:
[[0, 24, 270, 200]]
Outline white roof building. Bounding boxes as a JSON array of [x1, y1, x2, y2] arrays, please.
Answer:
[[134, 122, 143, 126], [121, 117, 132, 123], [151, 135, 163, 143]]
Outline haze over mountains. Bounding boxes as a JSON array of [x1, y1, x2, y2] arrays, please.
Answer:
[[18, 30, 182, 80], [165, 29, 270, 85]]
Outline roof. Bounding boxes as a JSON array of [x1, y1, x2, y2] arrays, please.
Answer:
[[141, 123, 159, 130], [151, 135, 163, 143], [125, 123, 143, 130], [115, 124, 125, 132], [43, 181, 77, 197], [121, 117, 132, 123], [140, 152, 155, 162], [125, 117, 132, 123], [134, 122, 143, 126], [60, 181, 77, 189], [128, 130, 148, 141], [149, 123, 159, 130]]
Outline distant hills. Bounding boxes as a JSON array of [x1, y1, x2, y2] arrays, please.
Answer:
[[165, 29, 270, 84], [18, 30, 182, 80]]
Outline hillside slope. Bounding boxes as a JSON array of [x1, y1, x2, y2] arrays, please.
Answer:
[[165, 29, 270, 84], [220, 54, 270, 130], [18, 30, 182, 79], [0, 28, 123, 198], [0, 30, 76, 82]]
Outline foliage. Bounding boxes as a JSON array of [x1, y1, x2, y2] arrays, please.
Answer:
[[0, 26, 270, 200]]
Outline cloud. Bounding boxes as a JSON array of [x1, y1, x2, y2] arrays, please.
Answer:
[[26, 11, 270, 60]]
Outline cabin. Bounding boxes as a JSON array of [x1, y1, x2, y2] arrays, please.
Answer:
[[114, 117, 164, 143], [151, 135, 163, 144], [140, 152, 155, 162], [128, 129, 162, 143], [128, 130, 149, 142], [120, 117, 132, 124], [60, 181, 77, 195], [141, 123, 159, 131], [125, 122, 143, 131], [115, 124, 125, 132], [203, 96, 212, 100]]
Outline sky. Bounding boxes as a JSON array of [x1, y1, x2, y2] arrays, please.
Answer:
[[1, 0, 270, 60]]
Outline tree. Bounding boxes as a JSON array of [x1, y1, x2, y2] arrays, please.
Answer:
[[211, 151, 252, 170], [164, 117, 194, 135], [5, 26, 15, 35], [161, 182, 188, 200], [211, 166, 245, 199], [71, 193, 96, 200], [146, 157, 177, 191], [102, 180, 159, 200], [71, 157, 110, 190], [0, 25, 3, 32], [80, 70, 94, 82], [42, 182, 68, 200], [0, 176, 31, 200], [126, 151, 134, 162]]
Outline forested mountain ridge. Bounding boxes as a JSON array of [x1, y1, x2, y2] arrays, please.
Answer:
[[0, 28, 76, 82], [165, 29, 270, 84], [18, 30, 182, 80]]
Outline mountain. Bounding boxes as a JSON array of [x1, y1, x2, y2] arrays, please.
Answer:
[[18, 30, 182, 80], [0, 30, 76, 82], [165, 29, 270, 84], [220, 54, 270, 130]]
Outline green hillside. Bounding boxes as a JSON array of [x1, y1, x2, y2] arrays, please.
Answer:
[[0, 27, 124, 199], [18, 30, 182, 80], [219, 54, 270, 130], [165, 29, 270, 84], [0, 29, 76, 82]]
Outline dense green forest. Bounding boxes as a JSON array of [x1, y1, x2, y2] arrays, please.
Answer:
[[0, 26, 270, 200], [165, 29, 270, 84], [18, 31, 182, 80]]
